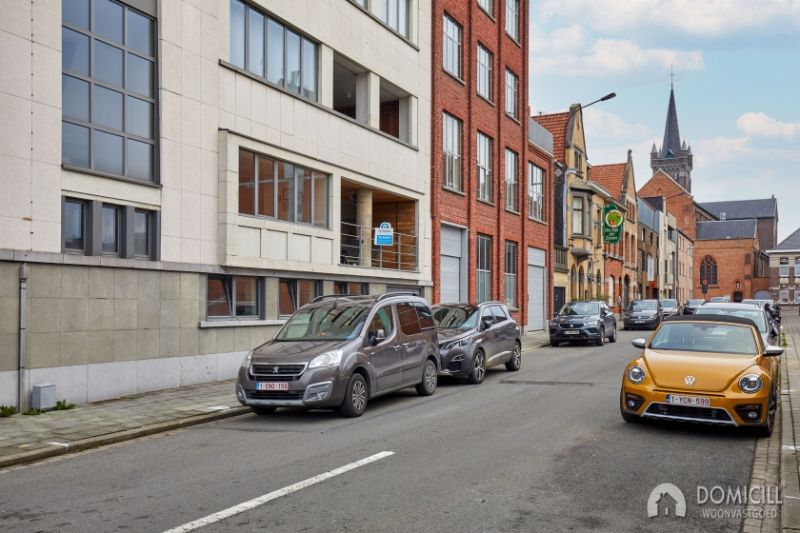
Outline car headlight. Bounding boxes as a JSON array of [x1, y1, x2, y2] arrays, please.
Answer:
[[443, 339, 468, 351], [739, 374, 763, 394], [309, 350, 344, 369], [240, 351, 252, 369], [627, 365, 646, 384]]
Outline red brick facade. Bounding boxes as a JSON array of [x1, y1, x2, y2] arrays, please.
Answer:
[[695, 239, 769, 301], [430, 0, 552, 325]]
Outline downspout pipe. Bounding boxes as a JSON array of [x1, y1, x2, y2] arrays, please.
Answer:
[[18, 263, 28, 412]]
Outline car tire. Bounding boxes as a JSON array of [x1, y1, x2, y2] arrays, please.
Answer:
[[339, 373, 368, 418], [251, 406, 276, 416], [620, 409, 641, 424], [415, 359, 438, 396], [609, 325, 617, 343], [550, 340, 560, 347], [467, 350, 486, 384], [505, 342, 522, 371], [595, 327, 605, 346], [754, 392, 777, 437]]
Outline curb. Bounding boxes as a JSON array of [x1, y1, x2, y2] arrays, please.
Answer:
[[781, 327, 800, 532], [0, 406, 250, 470]]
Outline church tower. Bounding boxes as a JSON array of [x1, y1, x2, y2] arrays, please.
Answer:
[[650, 84, 693, 191]]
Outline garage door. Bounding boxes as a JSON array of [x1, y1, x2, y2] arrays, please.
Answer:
[[440, 226, 465, 303], [527, 248, 546, 331]]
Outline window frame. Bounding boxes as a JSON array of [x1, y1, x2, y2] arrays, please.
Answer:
[[334, 281, 369, 295], [572, 195, 586, 236], [278, 278, 323, 317], [100, 203, 122, 256], [442, 13, 462, 79], [504, 148, 518, 212], [504, 240, 518, 308], [700, 256, 719, 286], [527, 162, 544, 221], [476, 234, 492, 303], [505, 0, 519, 41], [476, 43, 493, 101], [61, 0, 159, 183], [206, 275, 264, 320], [476, 131, 493, 202], [477, 0, 493, 17], [377, 0, 410, 37], [504, 68, 518, 119], [63, 198, 89, 254], [442, 112, 463, 193]]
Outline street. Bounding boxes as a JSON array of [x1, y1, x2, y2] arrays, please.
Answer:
[[0, 329, 758, 532]]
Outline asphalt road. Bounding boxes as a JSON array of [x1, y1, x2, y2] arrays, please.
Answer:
[[0, 330, 757, 533]]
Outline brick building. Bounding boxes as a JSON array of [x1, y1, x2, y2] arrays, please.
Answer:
[[766, 227, 800, 304], [431, 0, 553, 331]]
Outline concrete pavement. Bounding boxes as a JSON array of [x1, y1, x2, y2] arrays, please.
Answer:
[[781, 310, 800, 532]]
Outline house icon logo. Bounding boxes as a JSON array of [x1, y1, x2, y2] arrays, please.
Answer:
[[647, 483, 687, 518]]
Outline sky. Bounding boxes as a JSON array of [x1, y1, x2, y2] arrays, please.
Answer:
[[528, 0, 800, 243]]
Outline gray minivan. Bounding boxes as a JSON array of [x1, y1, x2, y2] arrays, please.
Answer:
[[236, 293, 440, 417]]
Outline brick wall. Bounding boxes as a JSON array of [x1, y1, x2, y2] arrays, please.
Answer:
[[694, 238, 762, 300]]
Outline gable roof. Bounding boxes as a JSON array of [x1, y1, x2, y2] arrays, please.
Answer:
[[699, 198, 777, 220], [773, 227, 800, 251], [695, 219, 757, 241], [532, 112, 570, 162], [639, 168, 692, 198], [588, 163, 626, 199]]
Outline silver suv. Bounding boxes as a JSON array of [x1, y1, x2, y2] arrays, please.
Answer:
[[236, 292, 440, 417]]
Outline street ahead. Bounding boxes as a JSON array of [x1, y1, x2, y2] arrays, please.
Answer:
[[0, 330, 757, 532]]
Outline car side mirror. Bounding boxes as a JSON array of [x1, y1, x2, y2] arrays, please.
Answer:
[[632, 338, 647, 349], [371, 328, 386, 346], [765, 345, 783, 357]]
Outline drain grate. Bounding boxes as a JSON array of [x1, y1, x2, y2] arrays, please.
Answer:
[[500, 380, 594, 386]]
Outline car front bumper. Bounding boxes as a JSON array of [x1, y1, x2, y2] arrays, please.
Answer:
[[438, 347, 474, 378], [623, 317, 659, 329], [236, 366, 348, 409], [549, 327, 602, 342]]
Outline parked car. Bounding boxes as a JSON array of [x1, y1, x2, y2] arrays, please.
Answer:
[[432, 302, 522, 384], [696, 303, 780, 347], [235, 292, 440, 418], [682, 298, 705, 315], [659, 299, 680, 317], [742, 299, 781, 324], [623, 300, 663, 330], [620, 314, 782, 436], [709, 296, 731, 303], [549, 301, 617, 346]]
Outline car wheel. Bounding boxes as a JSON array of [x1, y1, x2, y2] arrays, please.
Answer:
[[550, 340, 560, 347], [754, 392, 777, 437], [415, 359, 438, 396], [609, 325, 617, 343], [467, 350, 486, 384], [595, 327, 605, 346], [505, 342, 522, 371], [339, 373, 368, 418], [251, 406, 276, 416], [620, 409, 641, 424]]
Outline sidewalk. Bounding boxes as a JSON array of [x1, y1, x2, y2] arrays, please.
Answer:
[[521, 329, 550, 351], [781, 310, 800, 532]]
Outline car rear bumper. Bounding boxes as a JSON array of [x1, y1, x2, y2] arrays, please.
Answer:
[[623, 317, 659, 329]]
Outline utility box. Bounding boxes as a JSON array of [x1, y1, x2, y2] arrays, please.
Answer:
[[31, 384, 57, 411]]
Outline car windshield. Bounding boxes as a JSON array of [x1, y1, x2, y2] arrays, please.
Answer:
[[710, 297, 727, 303], [433, 305, 479, 331], [559, 302, 600, 316], [660, 300, 678, 309], [649, 322, 758, 356], [628, 301, 657, 312], [276, 304, 369, 341], [695, 308, 767, 333], [688, 299, 705, 306]]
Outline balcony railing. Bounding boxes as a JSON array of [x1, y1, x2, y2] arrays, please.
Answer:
[[554, 246, 568, 273], [340, 221, 418, 272]]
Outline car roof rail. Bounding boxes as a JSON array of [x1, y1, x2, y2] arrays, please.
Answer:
[[310, 294, 375, 303], [376, 291, 420, 302]]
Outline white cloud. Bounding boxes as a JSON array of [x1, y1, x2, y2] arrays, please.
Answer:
[[582, 108, 651, 141], [736, 112, 800, 139], [693, 136, 752, 163]]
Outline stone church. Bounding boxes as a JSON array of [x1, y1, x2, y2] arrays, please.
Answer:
[[638, 85, 774, 302]]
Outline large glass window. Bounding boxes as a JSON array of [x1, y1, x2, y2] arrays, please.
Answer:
[[207, 276, 261, 319], [279, 279, 321, 316], [528, 162, 544, 221], [378, 0, 409, 37], [133, 209, 153, 257], [101, 204, 120, 254], [505, 149, 518, 212], [238, 149, 329, 228], [572, 196, 585, 235], [229, 1, 318, 101], [477, 132, 493, 202], [701, 256, 718, 285], [504, 69, 518, 118], [504, 241, 517, 308], [477, 234, 492, 303], [443, 14, 461, 78], [443, 113, 462, 192], [61, 0, 156, 181], [505, 0, 519, 40], [477, 44, 492, 100], [63, 199, 86, 252], [62, 197, 156, 259]]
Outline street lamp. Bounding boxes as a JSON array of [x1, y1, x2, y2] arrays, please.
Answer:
[[568, 92, 617, 118]]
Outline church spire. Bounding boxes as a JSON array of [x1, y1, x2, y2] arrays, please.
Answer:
[[650, 81, 693, 192], [661, 86, 682, 158]]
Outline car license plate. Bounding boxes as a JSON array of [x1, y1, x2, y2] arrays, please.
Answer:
[[666, 394, 710, 407], [564, 330, 580, 335], [635, 320, 645, 324], [256, 382, 289, 391]]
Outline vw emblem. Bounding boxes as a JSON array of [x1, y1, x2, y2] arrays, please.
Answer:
[[684, 375, 696, 386], [273, 366, 280, 374]]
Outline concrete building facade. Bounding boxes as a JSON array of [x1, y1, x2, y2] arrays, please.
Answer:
[[767, 227, 800, 304], [0, 0, 432, 407], [676, 229, 694, 303]]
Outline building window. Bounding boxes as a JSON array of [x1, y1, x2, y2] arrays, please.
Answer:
[[477, 234, 492, 303], [572, 196, 585, 235], [528, 162, 544, 221], [279, 279, 321, 316], [478, 0, 493, 15], [207, 276, 262, 319], [377, 0, 409, 37], [574, 149, 584, 177], [101, 204, 120, 254], [795, 258, 800, 277], [334, 282, 369, 295], [133, 209, 155, 258], [63, 198, 87, 252], [504, 241, 517, 308], [476, 132, 493, 202], [62, 197, 157, 259], [443, 14, 461, 78], [443, 113, 462, 192], [505, 0, 519, 40], [779, 258, 790, 277], [229, 0, 319, 102], [238, 149, 329, 228], [700, 256, 718, 285], [477, 44, 492, 100], [62, 0, 157, 181], [505, 149, 518, 212], [504, 69, 518, 119]]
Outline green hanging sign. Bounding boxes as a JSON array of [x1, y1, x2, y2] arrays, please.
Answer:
[[603, 204, 624, 244]]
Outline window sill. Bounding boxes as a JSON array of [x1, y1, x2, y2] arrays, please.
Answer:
[[477, 198, 495, 206], [443, 69, 466, 86], [477, 94, 495, 107], [506, 33, 522, 47], [505, 208, 520, 215], [505, 113, 521, 125], [62, 164, 161, 188], [478, 7, 496, 21], [528, 216, 546, 224], [443, 186, 466, 196], [199, 319, 285, 329]]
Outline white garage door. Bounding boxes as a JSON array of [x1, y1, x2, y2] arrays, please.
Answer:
[[440, 226, 465, 303], [527, 248, 546, 331]]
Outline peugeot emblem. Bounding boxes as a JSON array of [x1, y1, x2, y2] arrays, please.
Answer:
[[684, 375, 696, 386], [273, 366, 280, 374]]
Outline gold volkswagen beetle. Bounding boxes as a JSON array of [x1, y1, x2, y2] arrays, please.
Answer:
[[620, 315, 782, 436]]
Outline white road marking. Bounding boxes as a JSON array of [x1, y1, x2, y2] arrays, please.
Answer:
[[161, 451, 395, 533]]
